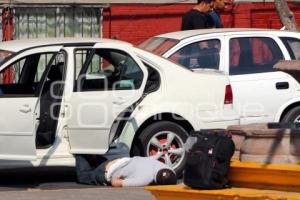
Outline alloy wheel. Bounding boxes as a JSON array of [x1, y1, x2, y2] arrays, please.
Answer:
[[146, 131, 185, 170]]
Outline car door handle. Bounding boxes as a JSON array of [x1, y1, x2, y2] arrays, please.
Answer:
[[19, 105, 32, 113], [113, 100, 127, 105], [113, 98, 127, 105], [276, 82, 289, 90]]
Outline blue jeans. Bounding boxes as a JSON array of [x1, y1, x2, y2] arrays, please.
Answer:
[[75, 155, 110, 185]]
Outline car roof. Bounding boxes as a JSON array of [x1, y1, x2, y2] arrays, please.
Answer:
[[0, 37, 132, 52], [155, 28, 293, 40]]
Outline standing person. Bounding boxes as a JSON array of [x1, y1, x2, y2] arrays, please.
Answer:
[[181, 0, 214, 30], [207, 0, 232, 28], [75, 155, 177, 187]]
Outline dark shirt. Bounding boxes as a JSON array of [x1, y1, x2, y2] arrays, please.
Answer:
[[207, 10, 223, 28], [181, 9, 208, 30]]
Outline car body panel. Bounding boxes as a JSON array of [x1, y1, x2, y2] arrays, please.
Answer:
[[66, 44, 148, 154], [141, 28, 300, 124], [0, 38, 238, 169], [117, 48, 239, 149], [222, 33, 295, 123], [0, 38, 131, 53], [0, 45, 63, 161]]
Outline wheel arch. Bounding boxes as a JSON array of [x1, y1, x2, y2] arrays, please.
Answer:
[[278, 101, 300, 122], [129, 112, 194, 156]]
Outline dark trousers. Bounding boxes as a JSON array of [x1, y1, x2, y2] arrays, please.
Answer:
[[75, 155, 109, 185]]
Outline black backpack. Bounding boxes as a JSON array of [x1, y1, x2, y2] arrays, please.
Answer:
[[183, 129, 235, 189]]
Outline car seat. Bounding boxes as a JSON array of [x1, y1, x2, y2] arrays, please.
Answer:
[[36, 62, 64, 148]]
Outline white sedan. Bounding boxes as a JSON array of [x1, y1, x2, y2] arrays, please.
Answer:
[[140, 28, 300, 124], [0, 38, 238, 174]]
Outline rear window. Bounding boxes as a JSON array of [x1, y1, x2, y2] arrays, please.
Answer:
[[139, 37, 179, 56]]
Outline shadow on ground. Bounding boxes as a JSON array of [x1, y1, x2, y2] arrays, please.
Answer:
[[0, 167, 96, 191]]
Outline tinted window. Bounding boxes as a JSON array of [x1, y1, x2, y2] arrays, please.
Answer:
[[229, 37, 283, 75], [75, 49, 143, 91], [74, 49, 93, 78], [281, 37, 300, 60], [35, 53, 58, 82], [0, 50, 15, 65], [139, 37, 179, 56], [169, 39, 220, 70], [0, 52, 57, 97]]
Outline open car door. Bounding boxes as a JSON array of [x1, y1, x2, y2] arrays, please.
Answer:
[[0, 46, 63, 160], [67, 43, 148, 154]]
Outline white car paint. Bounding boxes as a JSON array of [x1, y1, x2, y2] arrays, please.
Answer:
[[141, 28, 300, 124], [0, 38, 238, 169]]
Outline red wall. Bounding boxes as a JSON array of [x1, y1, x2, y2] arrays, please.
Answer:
[[103, 3, 300, 45], [102, 4, 192, 45], [227, 2, 300, 29]]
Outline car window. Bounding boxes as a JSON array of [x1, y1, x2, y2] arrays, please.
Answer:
[[0, 58, 26, 87], [74, 49, 93, 78], [0, 52, 57, 97], [138, 37, 179, 56], [229, 37, 283, 75], [35, 53, 58, 82], [75, 49, 144, 91], [0, 50, 15, 65], [280, 37, 300, 60], [169, 39, 220, 70]]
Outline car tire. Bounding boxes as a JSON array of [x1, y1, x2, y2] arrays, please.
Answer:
[[281, 106, 300, 123], [137, 121, 189, 176]]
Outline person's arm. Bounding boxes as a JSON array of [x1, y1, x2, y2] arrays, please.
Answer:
[[121, 177, 152, 187], [111, 176, 151, 187]]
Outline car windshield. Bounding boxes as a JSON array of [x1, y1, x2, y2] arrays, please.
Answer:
[[139, 37, 179, 56], [0, 49, 15, 65]]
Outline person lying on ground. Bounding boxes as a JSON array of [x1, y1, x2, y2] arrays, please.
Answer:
[[75, 155, 177, 187]]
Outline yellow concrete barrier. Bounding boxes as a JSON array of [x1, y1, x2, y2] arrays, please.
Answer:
[[145, 162, 300, 200], [229, 161, 300, 192], [145, 185, 300, 200]]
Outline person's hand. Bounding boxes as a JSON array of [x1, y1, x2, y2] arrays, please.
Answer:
[[111, 178, 123, 187]]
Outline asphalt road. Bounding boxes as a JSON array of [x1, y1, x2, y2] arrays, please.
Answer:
[[0, 167, 155, 200]]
